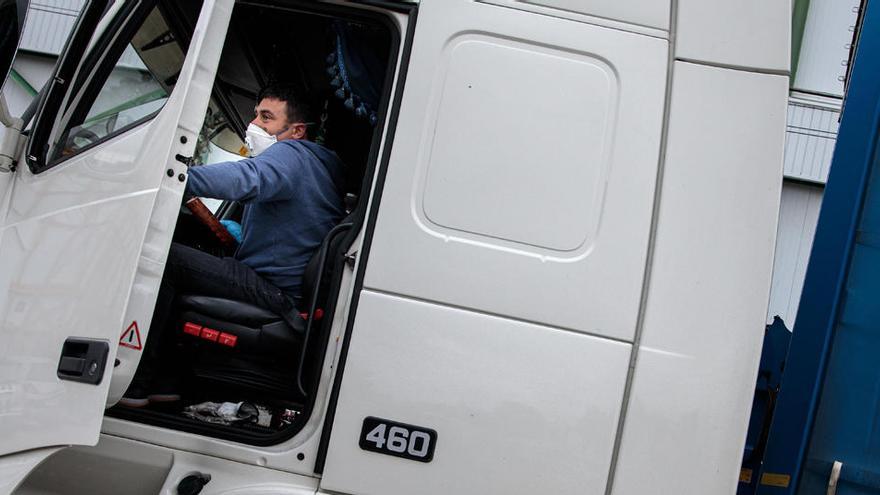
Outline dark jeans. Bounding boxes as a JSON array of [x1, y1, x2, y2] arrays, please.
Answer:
[[135, 243, 294, 385]]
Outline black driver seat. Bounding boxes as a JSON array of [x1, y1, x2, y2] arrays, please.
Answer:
[[177, 244, 327, 359], [171, 183, 356, 397], [175, 212, 353, 359], [171, 226, 348, 398]]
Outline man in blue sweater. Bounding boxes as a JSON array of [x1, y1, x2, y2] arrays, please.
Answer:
[[121, 85, 345, 407]]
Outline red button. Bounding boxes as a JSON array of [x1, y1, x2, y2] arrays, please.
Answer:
[[200, 328, 219, 342], [218, 333, 238, 347], [183, 322, 202, 336], [299, 309, 325, 321]]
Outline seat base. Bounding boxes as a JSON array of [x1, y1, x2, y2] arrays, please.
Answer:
[[178, 295, 283, 326], [175, 295, 304, 357]]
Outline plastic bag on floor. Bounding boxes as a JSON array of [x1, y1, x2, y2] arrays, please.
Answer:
[[183, 401, 272, 427]]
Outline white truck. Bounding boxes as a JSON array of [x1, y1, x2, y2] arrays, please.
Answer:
[[0, 0, 789, 493]]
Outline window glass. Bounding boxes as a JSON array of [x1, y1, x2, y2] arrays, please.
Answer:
[[191, 99, 246, 213], [193, 99, 247, 166], [57, 6, 184, 158]]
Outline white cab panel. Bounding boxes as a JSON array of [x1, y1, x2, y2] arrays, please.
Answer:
[[0, 448, 60, 495], [14, 435, 318, 495], [482, 0, 670, 31], [676, 0, 791, 72], [322, 291, 631, 495], [364, 0, 667, 342], [610, 62, 787, 494], [0, 186, 154, 455]]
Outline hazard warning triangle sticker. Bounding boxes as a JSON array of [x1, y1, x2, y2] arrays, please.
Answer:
[[119, 321, 143, 350]]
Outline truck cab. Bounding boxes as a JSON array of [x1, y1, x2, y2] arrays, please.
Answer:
[[0, 1, 789, 493]]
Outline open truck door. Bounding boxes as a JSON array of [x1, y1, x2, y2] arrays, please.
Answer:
[[0, 0, 231, 490]]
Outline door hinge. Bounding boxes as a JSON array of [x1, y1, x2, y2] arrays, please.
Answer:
[[0, 95, 24, 173], [345, 251, 358, 268]]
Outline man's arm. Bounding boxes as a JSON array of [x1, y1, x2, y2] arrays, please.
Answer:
[[186, 142, 304, 202]]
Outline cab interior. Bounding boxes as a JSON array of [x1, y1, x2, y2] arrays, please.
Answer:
[[105, 0, 396, 445]]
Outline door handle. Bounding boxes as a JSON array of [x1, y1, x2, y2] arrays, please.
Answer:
[[827, 460, 843, 495], [57, 338, 109, 385]]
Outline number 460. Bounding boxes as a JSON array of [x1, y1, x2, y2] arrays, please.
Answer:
[[365, 423, 432, 458]]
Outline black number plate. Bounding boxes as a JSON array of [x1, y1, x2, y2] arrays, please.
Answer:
[[359, 416, 437, 463]]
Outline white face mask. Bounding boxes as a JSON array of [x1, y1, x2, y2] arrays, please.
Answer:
[[245, 123, 279, 157]]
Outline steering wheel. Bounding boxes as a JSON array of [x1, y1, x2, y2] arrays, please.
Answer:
[[67, 127, 101, 149], [185, 197, 238, 248]]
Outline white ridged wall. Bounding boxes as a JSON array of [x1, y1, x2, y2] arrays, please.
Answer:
[[783, 96, 840, 184], [19, 1, 84, 56], [767, 91, 840, 329], [765, 0, 855, 332], [767, 182, 824, 327], [18, 0, 144, 70], [4, 0, 153, 115], [793, 0, 860, 97]]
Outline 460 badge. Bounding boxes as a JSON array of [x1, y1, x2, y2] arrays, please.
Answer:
[[359, 417, 437, 463]]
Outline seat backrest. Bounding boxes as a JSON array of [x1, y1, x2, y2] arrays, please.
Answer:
[[300, 210, 355, 308]]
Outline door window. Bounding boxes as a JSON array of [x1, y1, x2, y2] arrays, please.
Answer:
[[193, 99, 247, 166], [53, 4, 185, 161]]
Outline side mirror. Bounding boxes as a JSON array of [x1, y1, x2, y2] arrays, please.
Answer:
[[0, 0, 29, 89]]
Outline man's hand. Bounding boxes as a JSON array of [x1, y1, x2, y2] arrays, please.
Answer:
[[185, 197, 238, 248], [220, 220, 242, 243]]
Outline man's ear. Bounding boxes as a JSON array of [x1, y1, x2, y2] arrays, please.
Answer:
[[289, 123, 307, 140]]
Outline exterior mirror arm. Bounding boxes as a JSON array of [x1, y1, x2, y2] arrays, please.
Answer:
[[0, 92, 23, 173]]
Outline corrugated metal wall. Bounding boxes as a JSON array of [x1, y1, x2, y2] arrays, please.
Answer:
[[6, 0, 147, 115], [783, 98, 840, 184], [768, 93, 841, 327], [793, 0, 860, 97], [768, 182, 824, 327], [19, 1, 85, 56], [764, 0, 857, 330]]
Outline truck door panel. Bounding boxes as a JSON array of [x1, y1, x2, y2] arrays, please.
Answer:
[[0, 0, 230, 460], [322, 0, 667, 493], [323, 291, 631, 494]]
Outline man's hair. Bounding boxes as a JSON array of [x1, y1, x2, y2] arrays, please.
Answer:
[[256, 84, 315, 132]]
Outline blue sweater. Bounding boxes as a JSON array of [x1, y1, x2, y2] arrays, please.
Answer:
[[186, 140, 344, 298]]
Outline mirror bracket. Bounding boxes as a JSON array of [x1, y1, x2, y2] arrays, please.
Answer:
[[0, 93, 23, 173]]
